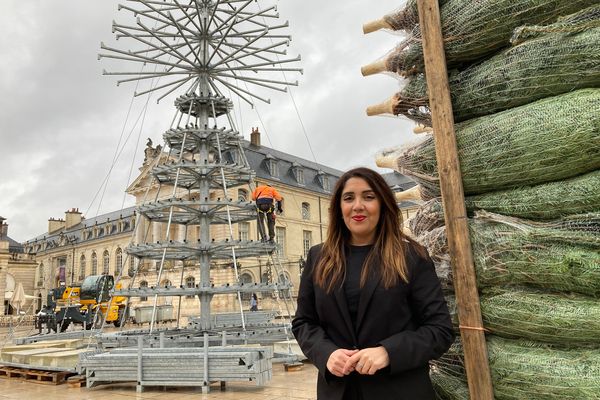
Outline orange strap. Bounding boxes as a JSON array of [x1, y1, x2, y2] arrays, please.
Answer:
[[459, 325, 490, 333]]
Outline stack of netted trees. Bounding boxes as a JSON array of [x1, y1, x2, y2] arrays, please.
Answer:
[[364, 2, 600, 399]]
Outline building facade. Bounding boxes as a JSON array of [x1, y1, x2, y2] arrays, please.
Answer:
[[0, 217, 37, 317], [23, 130, 418, 322]]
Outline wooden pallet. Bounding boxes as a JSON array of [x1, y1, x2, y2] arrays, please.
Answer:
[[0, 366, 74, 385], [66, 374, 87, 388], [284, 362, 304, 372]]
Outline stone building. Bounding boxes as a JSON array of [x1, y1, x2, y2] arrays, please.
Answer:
[[0, 217, 37, 316], [23, 129, 417, 322]]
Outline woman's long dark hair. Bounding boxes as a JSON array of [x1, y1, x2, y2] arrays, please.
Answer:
[[314, 167, 421, 293]]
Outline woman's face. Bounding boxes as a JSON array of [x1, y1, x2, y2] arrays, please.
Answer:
[[341, 177, 381, 245]]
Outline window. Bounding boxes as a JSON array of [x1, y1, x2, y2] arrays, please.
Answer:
[[129, 256, 136, 276], [238, 222, 249, 241], [226, 150, 238, 164], [296, 168, 304, 184], [185, 276, 196, 299], [266, 156, 279, 177], [301, 202, 310, 220], [275, 227, 286, 257], [317, 170, 330, 191], [91, 252, 98, 275], [238, 189, 248, 202], [115, 248, 123, 276], [292, 164, 305, 185], [139, 280, 148, 301], [103, 250, 110, 274], [79, 255, 86, 281], [240, 272, 253, 300], [303, 230, 312, 258]]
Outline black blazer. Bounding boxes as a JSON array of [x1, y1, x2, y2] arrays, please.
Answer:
[[292, 243, 454, 400]]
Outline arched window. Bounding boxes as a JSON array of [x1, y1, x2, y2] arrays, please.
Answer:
[[238, 188, 248, 202], [79, 255, 86, 281], [240, 272, 254, 300], [91, 252, 98, 275], [161, 279, 172, 288], [301, 202, 310, 220], [115, 248, 123, 276], [139, 280, 148, 301], [185, 276, 195, 299], [103, 250, 110, 274]]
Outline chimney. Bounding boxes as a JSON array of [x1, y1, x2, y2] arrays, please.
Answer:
[[250, 127, 261, 147], [48, 217, 65, 234], [0, 217, 7, 240], [65, 208, 83, 229]]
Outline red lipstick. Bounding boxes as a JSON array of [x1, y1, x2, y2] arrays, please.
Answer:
[[352, 215, 366, 221]]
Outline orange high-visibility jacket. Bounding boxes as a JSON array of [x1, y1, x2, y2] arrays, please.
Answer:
[[251, 185, 282, 202]]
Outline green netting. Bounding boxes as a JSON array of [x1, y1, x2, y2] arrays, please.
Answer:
[[435, 337, 600, 399], [511, 4, 600, 43], [417, 213, 600, 296], [481, 289, 600, 346], [431, 367, 470, 400], [471, 215, 600, 296], [409, 170, 600, 238], [392, 8, 600, 124], [465, 170, 600, 220], [382, 0, 597, 76], [489, 336, 600, 399], [379, 89, 600, 198]]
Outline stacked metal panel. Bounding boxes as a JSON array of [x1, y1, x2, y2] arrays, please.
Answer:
[[80, 346, 273, 389]]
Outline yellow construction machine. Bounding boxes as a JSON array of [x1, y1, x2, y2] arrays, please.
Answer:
[[35, 275, 127, 333]]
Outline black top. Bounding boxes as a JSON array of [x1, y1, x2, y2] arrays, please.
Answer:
[[344, 244, 373, 331]]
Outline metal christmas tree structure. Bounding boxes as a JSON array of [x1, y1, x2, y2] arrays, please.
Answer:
[[98, 0, 302, 334]]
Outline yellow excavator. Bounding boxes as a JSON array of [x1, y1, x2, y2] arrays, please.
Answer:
[[35, 275, 127, 333]]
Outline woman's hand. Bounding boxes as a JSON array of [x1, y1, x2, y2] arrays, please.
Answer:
[[326, 348, 359, 377], [344, 346, 390, 375]]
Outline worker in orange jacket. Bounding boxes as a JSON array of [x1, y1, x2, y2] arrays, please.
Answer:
[[251, 184, 283, 243]]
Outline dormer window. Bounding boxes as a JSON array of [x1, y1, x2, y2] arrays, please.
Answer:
[[225, 150, 238, 164], [265, 154, 279, 177], [238, 188, 248, 202], [291, 163, 305, 185], [316, 170, 330, 191]]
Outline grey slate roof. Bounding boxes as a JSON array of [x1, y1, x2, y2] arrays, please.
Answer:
[[26, 206, 136, 245], [241, 140, 343, 195], [381, 171, 416, 191], [7, 236, 23, 253]]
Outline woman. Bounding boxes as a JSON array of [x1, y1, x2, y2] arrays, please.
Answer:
[[292, 167, 454, 399], [250, 293, 258, 311]]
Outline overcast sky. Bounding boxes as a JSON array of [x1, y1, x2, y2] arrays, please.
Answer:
[[1, 0, 416, 242]]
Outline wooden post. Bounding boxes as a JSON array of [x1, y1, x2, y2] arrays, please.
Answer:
[[416, 1, 494, 399]]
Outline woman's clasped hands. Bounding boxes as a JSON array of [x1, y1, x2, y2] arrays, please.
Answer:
[[327, 346, 390, 377]]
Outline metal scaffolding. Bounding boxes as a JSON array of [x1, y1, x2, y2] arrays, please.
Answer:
[[98, 0, 302, 339]]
